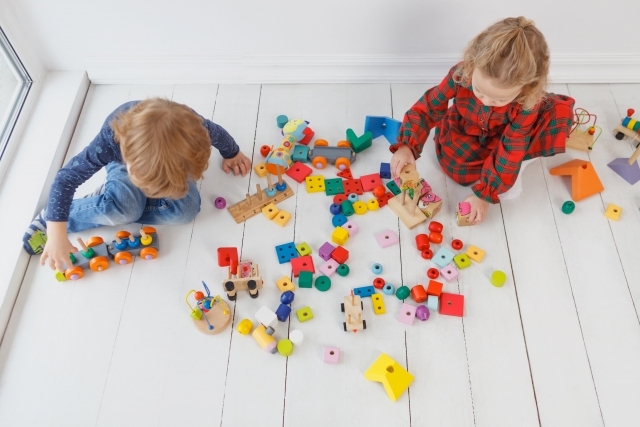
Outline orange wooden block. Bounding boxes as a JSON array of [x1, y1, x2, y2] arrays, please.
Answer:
[[549, 159, 604, 201]]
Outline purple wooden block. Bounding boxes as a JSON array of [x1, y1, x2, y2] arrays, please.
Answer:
[[343, 220, 359, 237], [319, 259, 340, 277], [440, 263, 459, 282], [608, 158, 640, 184], [397, 303, 417, 325], [318, 242, 336, 261], [415, 305, 430, 321]]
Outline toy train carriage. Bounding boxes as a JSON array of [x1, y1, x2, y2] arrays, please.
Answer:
[[222, 260, 263, 301], [56, 236, 111, 281], [615, 109, 640, 146], [107, 226, 159, 265], [308, 139, 356, 170], [341, 294, 366, 333]]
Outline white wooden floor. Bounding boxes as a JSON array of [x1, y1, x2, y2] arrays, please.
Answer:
[[1, 83, 640, 427]]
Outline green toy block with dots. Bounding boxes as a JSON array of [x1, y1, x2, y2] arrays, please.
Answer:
[[324, 178, 345, 196], [386, 181, 401, 196]]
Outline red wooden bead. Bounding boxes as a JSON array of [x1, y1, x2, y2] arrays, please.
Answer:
[[427, 268, 439, 279], [411, 284, 428, 303], [428, 232, 443, 244], [333, 194, 347, 204], [415, 234, 430, 251], [428, 221, 443, 233], [260, 145, 271, 157], [451, 239, 463, 250], [372, 185, 386, 198], [195, 291, 204, 301], [373, 277, 385, 289], [421, 249, 433, 259]]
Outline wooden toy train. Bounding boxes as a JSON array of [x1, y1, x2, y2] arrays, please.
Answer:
[[55, 226, 159, 281]]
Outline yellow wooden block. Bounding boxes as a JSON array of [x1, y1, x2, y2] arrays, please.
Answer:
[[305, 175, 325, 193], [262, 203, 279, 220], [466, 245, 485, 263], [254, 162, 268, 178], [276, 276, 295, 292], [273, 210, 292, 227], [353, 201, 368, 215], [372, 294, 386, 315], [367, 199, 379, 211], [364, 353, 414, 401], [332, 226, 349, 245], [604, 204, 622, 221]]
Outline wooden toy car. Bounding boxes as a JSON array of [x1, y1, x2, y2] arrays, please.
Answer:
[[218, 247, 264, 301], [308, 139, 356, 170], [341, 292, 366, 332]]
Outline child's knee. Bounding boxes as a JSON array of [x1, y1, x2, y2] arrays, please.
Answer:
[[103, 182, 146, 224], [169, 186, 201, 224]]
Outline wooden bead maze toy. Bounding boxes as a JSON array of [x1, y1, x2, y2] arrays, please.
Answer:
[[227, 166, 294, 223], [387, 164, 442, 229], [608, 108, 640, 184], [217, 247, 263, 301], [185, 281, 231, 335], [566, 108, 602, 152]]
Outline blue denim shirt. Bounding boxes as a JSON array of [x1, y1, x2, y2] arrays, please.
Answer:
[[46, 101, 239, 222]]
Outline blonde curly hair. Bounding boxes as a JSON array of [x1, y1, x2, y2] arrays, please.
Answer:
[[454, 16, 549, 110]]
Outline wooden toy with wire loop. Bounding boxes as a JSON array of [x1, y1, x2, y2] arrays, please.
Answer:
[[566, 108, 602, 152], [185, 281, 231, 335]]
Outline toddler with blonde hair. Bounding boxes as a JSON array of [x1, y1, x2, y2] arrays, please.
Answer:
[[23, 98, 252, 272], [391, 16, 575, 224]]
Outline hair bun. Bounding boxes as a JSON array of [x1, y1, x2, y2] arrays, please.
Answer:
[[517, 17, 534, 29]]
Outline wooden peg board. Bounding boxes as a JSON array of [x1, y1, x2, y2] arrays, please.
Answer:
[[227, 182, 294, 223]]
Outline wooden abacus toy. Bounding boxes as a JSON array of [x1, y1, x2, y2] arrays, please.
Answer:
[[387, 163, 443, 229], [227, 167, 294, 223], [55, 236, 111, 281], [185, 281, 231, 335], [107, 226, 159, 265], [217, 247, 264, 301], [566, 108, 602, 152]]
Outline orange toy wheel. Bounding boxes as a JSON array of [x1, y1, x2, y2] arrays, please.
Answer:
[[86, 236, 104, 247], [114, 251, 133, 265], [90, 256, 110, 272], [141, 226, 156, 234], [337, 140, 351, 148], [65, 266, 84, 281], [116, 230, 131, 239], [335, 158, 350, 170], [314, 139, 328, 147], [140, 247, 158, 260], [312, 156, 327, 169]]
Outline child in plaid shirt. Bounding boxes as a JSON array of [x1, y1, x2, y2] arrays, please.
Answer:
[[390, 16, 575, 224]]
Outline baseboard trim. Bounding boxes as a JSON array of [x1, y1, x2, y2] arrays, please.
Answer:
[[84, 54, 640, 84]]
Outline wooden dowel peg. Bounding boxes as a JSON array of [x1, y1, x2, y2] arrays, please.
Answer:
[[256, 184, 263, 200], [77, 238, 88, 251]]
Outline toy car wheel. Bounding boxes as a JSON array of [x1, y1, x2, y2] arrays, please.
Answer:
[[363, 320, 367, 330], [227, 293, 237, 301], [314, 139, 328, 147], [225, 281, 235, 291], [250, 290, 259, 299], [142, 226, 157, 234], [90, 256, 110, 272], [335, 158, 350, 170], [341, 303, 344, 312], [114, 251, 133, 265], [86, 236, 104, 247], [337, 140, 351, 148], [312, 156, 327, 169], [615, 132, 625, 140], [140, 247, 157, 260], [343, 322, 347, 332], [65, 266, 84, 281]]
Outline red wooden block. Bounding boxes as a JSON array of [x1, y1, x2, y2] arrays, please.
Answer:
[[285, 161, 313, 184], [439, 293, 464, 317], [330, 246, 349, 264], [290, 255, 315, 277], [360, 173, 383, 192], [337, 168, 353, 179], [343, 179, 363, 195], [377, 192, 394, 208], [426, 280, 443, 297], [333, 194, 347, 204]]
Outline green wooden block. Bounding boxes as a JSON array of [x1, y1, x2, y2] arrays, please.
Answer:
[[296, 242, 312, 257], [296, 306, 314, 322], [325, 178, 345, 196], [453, 254, 471, 270], [299, 271, 313, 288], [346, 128, 372, 153], [386, 181, 401, 195], [292, 145, 309, 163]]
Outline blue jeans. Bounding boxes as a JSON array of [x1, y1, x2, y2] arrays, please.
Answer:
[[65, 163, 201, 233]]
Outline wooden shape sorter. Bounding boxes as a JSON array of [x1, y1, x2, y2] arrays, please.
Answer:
[[227, 168, 294, 223], [549, 159, 604, 201], [387, 164, 442, 229]]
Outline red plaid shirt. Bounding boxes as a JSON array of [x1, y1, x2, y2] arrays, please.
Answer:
[[390, 64, 575, 203]]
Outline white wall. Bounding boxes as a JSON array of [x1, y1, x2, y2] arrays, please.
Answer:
[[4, 0, 640, 83]]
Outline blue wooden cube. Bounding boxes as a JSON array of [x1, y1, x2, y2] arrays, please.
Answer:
[[380, 162, 391, 179], [275, 242, 299, 264]]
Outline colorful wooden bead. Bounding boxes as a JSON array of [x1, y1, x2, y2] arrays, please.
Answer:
[[373, 185, 386, 198], [373, 277, 385, 289], [428, 221, 443, 233], [319, 259, 340, 277], [410, 284, 427, 303], [337, 264, 350, 276], [372, 263, 383, 274], [491, 270, 507, 287], [440, 264, 459, 282], [466, 245, 485, 263], [276, 276, 295, 292], [332, 227, 349, 245], [331, 246, 349, 264], [439, 293, 464, 317], [383, 284, 395, 295], [396, 285, 410, 300], [429, 232, 443, 244], [296, 242, 312, 257], [426, 280, 443, 297], [341, 200, 355, 216], [277, 114, 288, 128], [372, 294, 386, 315], [277, 339, 294, 356], [562, 201, 575, 214], [319, 242, 336, 261], [237, 318, 253, 335], [427, 268, 439, 279], [275, 304, 292, 322], [214, 197, 226, 209], [367, 199, 379, 211], [273, 210, 291, 227], [451, 239, 463, 250], [415, 305, 430, 321], [433, 248, 455, 268], [397, 303, 417, 325], [333, 194, 347, 204], [332, 214, 348, 227], [330, 203, 342, 215], [260, 145, 271, 157], [376, 230, 398, 248], [343, 220, 359, 236], [348, 193, 359, 202], [427, 295, 439, 311], [324, 346, 340, 364], [315, 275, 332, 292], [421, 249, 433, 260], [353, 201, 368, 215], [453, 254, 471, 269], [280, 290, 295, 305], [289, 329, 304, 346], [415, 234, 430, 251], [604, 204, 622, 221]]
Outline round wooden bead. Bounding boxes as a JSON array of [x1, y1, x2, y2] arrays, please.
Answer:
[[353, 201, 368, 215], [372, 263, 383, 274], [372, 185, 386, 198], [427, 268, 439, 279], [266, 186, 277, 196], [332, 214, 348, 227], [373, 277, 385, 289], [215, 197, 226, 209], [428, 232, 443, 244], [237, 319, 253, 335], [260, 145, 271, 157], [421, 249, 433, 259], [367, 199, 379, 211], [562, 201, 575, 214], [280, 290, 295, 305], [276, 182, 287, 191], [382, 283, 395, 295], [289, 329, 304, 346], [333, 194, 347, 204], [491, 271, 507, 287], [330, 203, 342, 215], [337, 264, 350, 276], [428, 221, 444, 233], [276, 115, 289, 128], [451, 239, 463, 250], [348, 193, 359, 202], [415, 305, 430, 321], [396, 285, 410, 300], [415, 234, 430, 251], [277, 339, 294, 357], [315, 276, 332, 292]]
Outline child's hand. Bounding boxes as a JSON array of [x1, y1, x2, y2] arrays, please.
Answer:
[[41, 224, 78, 272], [390, 145, 416, 179], [464, 194, 489, 224], [222, 151, 252, 177]]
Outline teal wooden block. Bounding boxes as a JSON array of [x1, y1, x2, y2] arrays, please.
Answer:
[[386, 181, 401, 196], [325, 178, 345, 196], [299, 271, 313, 288], [292, 145, 309, 163], [346, 128, 372, 153]]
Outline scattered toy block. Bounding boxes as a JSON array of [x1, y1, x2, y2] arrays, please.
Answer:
[[333, 194, 347, 204], [376, 230, 398, 248], [276, 276, 295, 292], [285, 161, 313, 183], [439, 293, 464, 317], [466, 245, 485, 263], [331, 246, 349, 264], [364, 353, 414, 402], [276, 304, 292, 322], [433, 248, 455, 268], [343, 179, 364, 196], [380, 162, 391, 179], [368, 199, 379, 211], [325, 178, 345, 195], [398, 303, 417, 325], [324, 346, 340, 363], [337, 264, 350, 276], [377, 192, 394, 208], [296, 242, 312, 257], [372, 294, 386, 315], [289, 329, 304, 346], [291, 255, 315, 277], [275, 242, 298, 264], [296, 306, 314, 322], [292, 145, 310, 163], [361, 173, 383, 192], [332, 213, 348, 227], [549, 159, 604, 201], [319, 259, 340, 277], [319, 242, 336, 261], [332, 226, 349, 245], [255, 306, 278, 332], [427, 295, 439, 311], [386, 180, 401, 195], [342, 220, 359, 237], [440, 264, 459, 282], [277, 339, 294, 356], [273, 210, 291, 227], [426, 280, 443, 297], [298, 271, 313, 288], [453, 254, 471, 269], [354, 285, 375, 298], [305, 175, 326, 193], [457, 202, 473, 227], [491, 270, 507, 287], [383, 283, 395, 295], [262, 203, 279, 220], [254, 162, 268, 178], [608, 157, 640, 185], [364, 116, 402, 144], [410, 285, 428, 303], [337, 168, 353, 179], [604, 204, 622, 221], [346, 128, 373, 153], [353, 201, 368, 215]]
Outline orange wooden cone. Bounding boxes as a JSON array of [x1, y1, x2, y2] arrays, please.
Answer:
[[549, 159, 604, 201]]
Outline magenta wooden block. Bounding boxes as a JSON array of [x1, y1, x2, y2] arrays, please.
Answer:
[[415, 305, 430, 321], [343, 220, 359, 237], [397, 303, 417, 325], [376, 230, 398, 248], [440, 263, 459, 282], [324, 346, 340, 363], [318, 242, 336, 261], [319, 259, 340, 277]]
